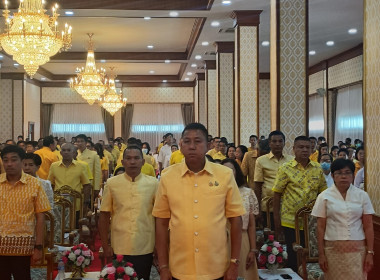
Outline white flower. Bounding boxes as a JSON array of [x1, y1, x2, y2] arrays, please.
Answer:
[[68, 252, 77, 261], [282, 251, 288, 259], [84, 259, 90, 266], [272, 247, 279, 255], [125, 266, 135, 276], [100, 268, 108, 277], [261, 244, 268, 251]]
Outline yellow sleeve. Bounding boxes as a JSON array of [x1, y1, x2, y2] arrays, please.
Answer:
[[93, 155, 102, 190], [240, 153, 249, 176], [225, 171, 246, 218], [100, 184, 112, 212], [152, 178, 171, 218]]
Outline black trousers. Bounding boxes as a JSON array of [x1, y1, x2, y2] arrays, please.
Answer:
[[262, 211, 275, 229], [0, 255, 31, 280], [283, 226, 305, 273], [115, 253, 153, 280]]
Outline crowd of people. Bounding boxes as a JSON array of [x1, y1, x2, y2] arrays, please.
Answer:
[[0, 125, 374, 280]]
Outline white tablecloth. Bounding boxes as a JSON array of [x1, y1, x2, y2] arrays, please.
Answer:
[[258, 268, 302, 280], [55, 271, 101, 280]]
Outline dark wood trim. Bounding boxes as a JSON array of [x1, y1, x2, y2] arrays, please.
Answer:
[[205, 70, 209, 130], [178, 63, 188, 80], [235, 25, 241, 145], [309, 61, 327, 76], [204, 60, 216, 70], [368, 215, 380, 280], [232, 44, 236, 143], [231, 10, 263, 27], [328, 80, 362, 91], [256, 25, 260, 137], [40, 82, 71, 88], [196, 73, 205, 80], [1, 73, 25, 80], [37, 67, 55, 80], [40, 87, 42, 138], [305, 0, 309, 137], [327, 43, 363, 68], [325, 66, 329, 142], [186, 18, 207, 59], [259, 73, 270, 79], [122, 81, 196, 87], [22, 80, 24, 139], [26, 78, 42, 87], [216, 53, 221, 136], [1, 0, 215, 10], [214, 42, 234, 53], [275, 0, 281, 130], [51, 52, 188, 61]]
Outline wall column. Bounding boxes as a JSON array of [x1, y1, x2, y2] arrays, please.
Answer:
[[231, 10, 262, 146], [270, 0, 309, 152], [195, 73, 206, 126], [215, 41, 234, 143], [205, 60, 217, 137]]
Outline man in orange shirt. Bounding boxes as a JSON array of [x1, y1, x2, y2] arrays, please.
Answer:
[[34, 135, 58, 179]]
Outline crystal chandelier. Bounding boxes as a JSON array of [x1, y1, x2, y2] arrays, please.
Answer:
[[99, 72, 127, 116], [0, 0, 72, 77], [70, 33, 107, 105]]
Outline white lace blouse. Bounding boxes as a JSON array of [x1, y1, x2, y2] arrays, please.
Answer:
[[239, 187, 259, 230]]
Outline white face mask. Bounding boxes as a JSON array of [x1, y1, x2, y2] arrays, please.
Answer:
[[142, 148, 148, 154]]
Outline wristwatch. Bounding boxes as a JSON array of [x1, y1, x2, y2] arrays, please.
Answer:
[[34, 244, 43, 251], [367, 250, 375, 255], [230, 258, 240, 266]]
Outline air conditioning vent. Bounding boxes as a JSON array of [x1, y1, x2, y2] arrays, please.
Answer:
[[219, 28, 235, 33], [204, 51, 216, 56]]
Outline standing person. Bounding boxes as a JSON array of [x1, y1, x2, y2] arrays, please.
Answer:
[[212, 138, 228, 160], [235, 145, 248, 166], [241, 144, 259, 191], [354, 146, 364, 176], [153, 123, 245, 280], [227, 146, 236, 160], [312, 159, 374, 280], [319, 153, 334, 188], [94, 143, 109, 183], [254, 131, 293, 228], [158, 133, 173, 173], [0, 145, 51, 279], [99, 146, 158, 280], [272, 136, 327, 272], [248, 135, 258, 152], [330, 145, 339, 161], [34, 135, 58, 179], [309, 136, 319, 162], [169, 143, 184, 165]]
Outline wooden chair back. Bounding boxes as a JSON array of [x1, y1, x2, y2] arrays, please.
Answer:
[[55, 185, 83, 227]]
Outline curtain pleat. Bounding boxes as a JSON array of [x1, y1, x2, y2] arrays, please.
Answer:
[[121, 104, 134, 140], [181, 104, 194, 125], [101, 108, 115, 141], [41, 104, 54, 137]]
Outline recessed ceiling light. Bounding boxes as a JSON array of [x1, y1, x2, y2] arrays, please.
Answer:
[[195, 55, 202, 60], [222, 0, 232, 5], [185, 78, 190, 81], [211, 21, 220, 27], [169, 11, 179, 17], [41, 77, 46, 81], [147, 45, 154, 49], [14, 63, 19, 67], [100, 59, 106, 63], [201, 41, 209, 46], [149, 70, 155, 74], [65, 11, 74, 16], [187, 72, 193, 76], [165, 60, 171, 63], [191, 63, 197, 68], [162, 80, 167, 83], [348, 28, 357, 34], [326, 41, 334, 46], [309, 50, 316, 55], [115, 80, 120, 82], [262, 41, 270, 47], [144, 16, 151, 20]]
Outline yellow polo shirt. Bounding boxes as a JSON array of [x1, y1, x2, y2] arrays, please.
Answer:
[[144, 154, 158, 170], [100, 156, 109, 171], [254, 152, 293, 210], [0, 158, 4, 173], [157, 142, 164, 153], [153, 160, 246, 280], [78, 148, 102, 190], [206, 148, 218, 157], [309, 150, 319, 162], [114, 163, 156, 178], [247, 147, 257, 152], [104, 149, 114, 168], [112, 147, 120, 164], [101, 173, 158, 255], [212, 151, 227, 161], [170, 150, 185, 165], [272, 159, 327, 229], [0, 172, 51, 256], [54, 149, 62, 161], [76, 159, 93, 180], [240, 150, 259, 190], [34, 147, 59, 180]]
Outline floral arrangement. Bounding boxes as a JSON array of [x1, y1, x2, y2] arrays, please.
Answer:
[[62, 243, 94, 271], [100, 254, 138, 280], [257, 235, 288, 269]]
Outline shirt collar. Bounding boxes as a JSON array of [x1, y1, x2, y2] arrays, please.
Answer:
[[0, 171, 28, 184], [180, 158, 213, 177], [58, 160, 76, 167], [290, 159, 317, 168], [124, 172, 142, 182]]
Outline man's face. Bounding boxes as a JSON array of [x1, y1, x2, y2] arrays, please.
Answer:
[[166, 135, 173, 145], [320, 154, 332, 164], [321, 146, 329, 155], [58, 138, 66, 146], [310, 139, 317, 152], [269, 135, 285, 154], [122, 149, 144, 176], [338, 152, 348, 159], [214, 139, 221, 150], [171, 146, 178, 152], [86, 143, 92, 150], [180, 130, 208, 163], [18, 143, 26, 151], [218, 142, 227, 155], [23, 159, 38, 177], [2, 152, 23, 176], [293, 140, 312, 161], [61, 145, 74, 161], [76, 138, 86, 150], [249, 136, 258, 146], [26, 144, 35, 153]]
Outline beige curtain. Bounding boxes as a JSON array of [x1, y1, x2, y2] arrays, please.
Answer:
[[181, 104, 194, 125], [41, 104, 54, 137], [101, 108, 114, 141], [121, 104, 134, 140]]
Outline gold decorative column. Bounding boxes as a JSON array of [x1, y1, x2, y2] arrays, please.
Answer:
[[205, 60, 217, 137], [364, 0, 380, 214], [270, 0, 308, 152], [215, 41, 234, 142], [231, 10, 262, 146], [195, 73, 207, 126]]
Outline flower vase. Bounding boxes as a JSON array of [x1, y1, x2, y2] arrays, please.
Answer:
[[70, 266, 86, 279], [268, 263, 279, 274]]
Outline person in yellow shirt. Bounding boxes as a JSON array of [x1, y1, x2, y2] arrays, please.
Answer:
[[73, 146, 93, 181], [153, 123, 245, 280], [235, 145, 248, 166], [94, 143, 109, 183], [309, 136, 319, 162], [247, 135, 258, 152], [272, 136, 327, 272], [34, 135, 59, 179], [206, 136, 220, 157], [0, 157, 4, 173], [169, 146, 184, 165], [212, 139, 228, 161], [99, 146, 158, 280], [142, 142, 158, 171]]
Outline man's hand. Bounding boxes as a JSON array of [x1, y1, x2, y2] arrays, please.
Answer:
[[224, 263, 238, 280], [318, 253, 328, 273], [102, 244, 114, 259], [246, 251, 256, 269], [159, 267, 172, 280], [364, 254, 373, 273], [31, 248, 43, 264]]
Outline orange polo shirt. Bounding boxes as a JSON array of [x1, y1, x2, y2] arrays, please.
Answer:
[[0, 172, 51, 256], [34, 147, 58, 179], [153, 160, 245, 280]]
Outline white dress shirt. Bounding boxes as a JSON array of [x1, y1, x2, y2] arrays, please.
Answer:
[[158, 144, 172, 169], [312, 184, 374, 241], [323, 172, 334, 188]]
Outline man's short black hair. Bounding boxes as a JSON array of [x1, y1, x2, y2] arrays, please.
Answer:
[[337, 148, 349, 156], [268, 130, 285, 142], [219, 138, 228, 146], [181, 123, 208, 141], [345, 138, 352, 144], [24, 153, 42, 166], [318, 136, 326, 142], [5, 139, 16, 145], [43, 135, 55, 147], [123, 145, 143, 159], [1, 145, 26, 160], [309, 136, 317, 141], [17, 140, 26, 146], [76, 134, 88, 142], [331, 158, 355, 174], [165, 133, 174, 138], [294, 136, 311, 144], [249, 135, 258, 139]]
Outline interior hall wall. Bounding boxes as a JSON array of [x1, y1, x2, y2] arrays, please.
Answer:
[[24, 81, 41, 140], [13, 80, 23, 140], [328, 55, 362, 88], [122, 87, 194, 103], [259, 79, 271, 138], [0, 79, 13, 142]]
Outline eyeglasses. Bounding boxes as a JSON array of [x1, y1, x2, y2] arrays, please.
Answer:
[[334, 171, 353, 177]]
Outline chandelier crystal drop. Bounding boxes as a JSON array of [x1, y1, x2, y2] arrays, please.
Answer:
[[99, 73, 127, 116], [70, 33, 107, 105], [0, 0, 72, 77]]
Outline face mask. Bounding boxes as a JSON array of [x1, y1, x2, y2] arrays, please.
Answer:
[[142, 148, 148, 154], [320, 162, 331, 171]]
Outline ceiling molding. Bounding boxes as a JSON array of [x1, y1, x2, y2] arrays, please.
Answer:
[[309, 61, 327, 75], [214, 41, 235, 53], [231, 10, 263, 27], [0, 73, 25, 80], [196, 73, 205, 80], [40, 82, 71, 87], [204, 60, 216, 70], [186, 18, 207, 59], [1, 0, 215, 10], [51, 52, 188, 61], [327, 43, 363, 68], [26, 78, 42, 87], [122, 81, 196, 87]]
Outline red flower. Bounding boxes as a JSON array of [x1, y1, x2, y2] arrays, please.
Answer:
[[65, 251, 70, 256], [116, 255, 124, 262], [108, 273, 115, 280], [278, 246, 283, 253], [82, 246, 88, 251], [116, 266, 125, 274], [267, 246, 272, 252], [123, 275, 130, 280], [277, 256, 283, 263], [268, 235, 274, 241], [132, 272, 137, 277], [72, 246, 78, 250], [62, 257, 68, 264], [126, 262, 134, 267], [258, 254, 267, 265], [107, 263, 113, 267]]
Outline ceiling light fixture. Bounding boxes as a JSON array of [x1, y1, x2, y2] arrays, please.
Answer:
[[149, 70, 155, 74], [162, 80, 167, 83], [191, 63, 197, 68], [261, 41, 270, 46], [0, 0, 72, 77], [195, 55, 202, 60], [14, 63, 19, 67], [185, 77, 190, 81], [0, 55, 3, 59], [348, 28, 357, 34], [211, 21, 220, 27], [147, 45, 154, 49], [100, 59, 106, 63], [144, 16, 151, 20], [187, 72, 193, 76], [222, 0, 232, 5], [70, 33, 107, 105], [201, 41, 209, 46], [165, 60, 171, 63], [115, 80, 120, 82], [309, 50, 316, 55], [98, 71, 127, 116], [65, 11, 74, 15], [169, 11, 179, 17], [41, 77, 46, 81], [326, 41, 335, 46]]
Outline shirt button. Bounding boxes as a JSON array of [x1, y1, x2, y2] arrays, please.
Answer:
[[194, 215, 198, 219], [195, 232, 199, 236], [194, 200, 198, 203], [195, 248, 199, 252], [194, 184, 198, 187]]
